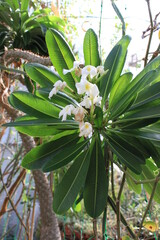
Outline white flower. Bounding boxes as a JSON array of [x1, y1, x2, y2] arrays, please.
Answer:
[[73, 106, 85, 122], [89, 84, 102, 105], [89, 84, 100, 99], [76, 80, 102, 108], [63, 61, 81, 75], [97, 66, 104, 76], [59, 104, 75, 121], [80, 96, 92, 109], [79, 122, 92, 138], [48, 87, 57, 99], [76, 79, 93, 95], [48, 80, 67, 99], [80, 94, 102, 109], [81, 65, 97, 79], [93, 95, 102, 105]]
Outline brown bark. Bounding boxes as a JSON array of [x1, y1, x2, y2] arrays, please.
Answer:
[[1, 48, 52, 66]]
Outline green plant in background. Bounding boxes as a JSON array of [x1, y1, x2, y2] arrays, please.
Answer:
[[4, 27, 160, 237], [0, 0, 65, 55]]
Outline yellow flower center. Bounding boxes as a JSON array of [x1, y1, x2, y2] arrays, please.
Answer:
[[87, 66, 91, 72], [85, 83, 91, 91], [85, 124, 89, 129]]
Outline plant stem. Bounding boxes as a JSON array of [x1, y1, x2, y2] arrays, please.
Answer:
[[102, 208, 107, 240], [136, 172, 160, 239], [93, 219, 98, 240], [144, 0, 154, 66], [102, 144, 110, 239], [111, 161, 116, 201], [149, 43, 160, 63], [0, 169, 29, 237], [108, 196, 136, 238], [113, 160, 160, 184], [30, 189, 37, 240], [99, 0, 103, 61], [116, 169, 126, 239]]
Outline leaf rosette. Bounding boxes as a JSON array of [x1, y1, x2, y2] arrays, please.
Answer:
[[5, 28, 160, 217]]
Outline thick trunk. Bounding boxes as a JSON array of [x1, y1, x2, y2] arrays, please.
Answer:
[[20, 134, 61, 240]]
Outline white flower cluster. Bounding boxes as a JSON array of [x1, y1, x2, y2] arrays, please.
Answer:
[[48, 80, 67, 99], [48, 61, 104, 138]]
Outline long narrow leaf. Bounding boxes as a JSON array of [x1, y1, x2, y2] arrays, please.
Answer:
[[43, 139, 88, 172], [36, 88, 78, 107], [4, 116, 79, 129], [109, 69, 160, 120], [84, 136, 108, 218], [141, 159, 160, 203], [53, 150, 91, 214], [46, 29, 77, 92], [103, 131, 144, 174], [130, 82, 160, 110], [25, 63, 61, 87], [8, 91, 60, 118], [109, 72, 132, 110], [21, 0, 30, 11], [83, 28, 100, 66], [21, 133, 80, 170], [100, 35, 131, 104]]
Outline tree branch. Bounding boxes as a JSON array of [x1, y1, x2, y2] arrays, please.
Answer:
[[2, 49, 52, 66]]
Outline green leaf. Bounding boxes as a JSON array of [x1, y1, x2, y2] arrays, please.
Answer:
[[8, 91, 60, 118], [46, 29, 77, 92], [83, 28, 100, 67], [21, 0, 30, 11], [94, 106, 103, 128], [126, 170, 142, 194], [116, 118, 158, 129], [21, 133, 81, 170], [108, 196, 134, 234], [109, 72, 132, 110], [8, 116, 77, 137], [5, 0, 19, 10], [36, 88, 78, 107], [100, 35, 131, 104], [72, 196, 82, 212], [108, 128, 160, 167], [4, 116, 79, 130], [43, 139, 88, 172], [109, 130, 149, 158], [36, 16, 65, 32], [111, 1, 126, 35], [13, 115, 61, 136], [103, 131, 144, 174], [16, 125, 60, 137], [53, 150, 91, 214], [110, 69, 160, 120], [129, 56, 160, 89], [130, 128, 160, 142], [129, 82, 160, 110], [84, 136, 108, 218], [122, 100, 160, 121], [25, 63, 61, 88], [141, 159, 160, 204]]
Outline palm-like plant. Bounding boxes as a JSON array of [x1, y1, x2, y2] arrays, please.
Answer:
[[0, 0, 65, 55], [5, 27, 160, 229]]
